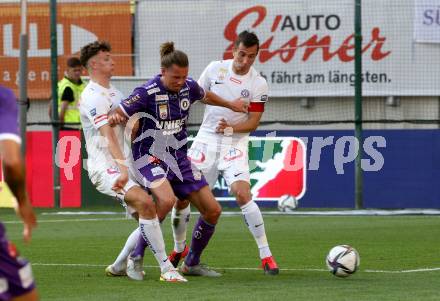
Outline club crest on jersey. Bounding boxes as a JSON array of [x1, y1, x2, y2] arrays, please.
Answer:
[[223, 147, 244, 161], [180, 98, 190, 111], [241, 89, 250, 98], [159, 104, 168, 119], [260, 95, 268, 102], [155, 94, 169, 102], [218, 67, 228, 81], [188, 148, 206, 163]]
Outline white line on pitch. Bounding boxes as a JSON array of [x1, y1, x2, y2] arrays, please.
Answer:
[[30, 263, 440, 273], [0, 213, 281, 224], [365, 268, 440, 273], [2, 218, 128, 224]]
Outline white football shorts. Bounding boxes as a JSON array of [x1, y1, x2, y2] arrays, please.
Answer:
[[188, 140, 250, 189], [89, 166, 138, 215]]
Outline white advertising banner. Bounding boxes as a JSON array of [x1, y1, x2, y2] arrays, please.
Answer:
[[135, 0, 440, 96], [414, 0, 440, 43]]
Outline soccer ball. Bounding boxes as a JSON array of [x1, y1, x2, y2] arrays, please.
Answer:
[[277, 195, 298, 212], [326, 245, 360, 277]]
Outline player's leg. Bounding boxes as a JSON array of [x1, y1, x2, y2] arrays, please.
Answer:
[[180, 185, 222, 277], [105, 226, 139, 276], [0, 225, 39, 301], [168, 199, 190, 268], [128, 178, 176, 262], [107, 184, 172, 276], [223, 145, 279, 275], [11, 289, 38, 301], [169, 142, 220, 268], [124, 182, 185, 281], [229, 179, 279, 275]]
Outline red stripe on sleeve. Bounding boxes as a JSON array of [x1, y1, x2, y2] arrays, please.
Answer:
[[248, 102, 265, 112]]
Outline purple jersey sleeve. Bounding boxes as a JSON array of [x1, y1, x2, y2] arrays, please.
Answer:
[[187, 79, 205, 104], [119, 87, 149, 117], [0, 86, 20, 142]]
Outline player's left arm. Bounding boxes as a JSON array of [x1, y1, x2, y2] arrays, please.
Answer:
[[216, 111, 263, 134], [201, 91, 248, 113], [216, 79, 268, 134]]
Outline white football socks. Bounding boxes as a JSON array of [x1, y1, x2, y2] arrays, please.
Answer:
[[139, 217, 173, 272], [240, 200, 272, 259], [171, 205, 191, 253], [112, 227, 139, 271]]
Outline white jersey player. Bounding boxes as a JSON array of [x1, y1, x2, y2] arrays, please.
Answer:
[[79, 41, 186, 282], [168, 31, 279, 275]]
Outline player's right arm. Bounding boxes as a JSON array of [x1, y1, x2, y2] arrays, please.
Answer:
[[0, 140, 37, 242], [98, 124, 129, 191], [111, 87, 149, 125], [0, 87, 36, 242], [82, 93, 129, 191]]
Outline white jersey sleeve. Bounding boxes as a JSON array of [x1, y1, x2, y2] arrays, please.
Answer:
[[249, 75, 269, 112], [197, 61, 217, 91], [82, 93, 111, 129]]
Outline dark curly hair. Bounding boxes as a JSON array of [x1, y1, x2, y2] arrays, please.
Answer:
[[80, 41, 111, 67]]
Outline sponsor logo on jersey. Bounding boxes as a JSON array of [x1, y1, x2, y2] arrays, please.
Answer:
[[158, 117, 187, 135], [145, 82, 157, 90], [155, 94, 169, 102], [147, 87, 160, 95], [180, 98, 190, 111], [151, 166, 165, 177], [241, 89, 250, 98], [124, 94, 141, 106], [230, 77, 242, 84], [90, 108, 97, 117], [159, 104, 168, 119], [193, 169, 202, 181]]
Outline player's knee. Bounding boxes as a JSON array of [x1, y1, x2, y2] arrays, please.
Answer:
[[138, 205, 155, 218], [134, 194, 156, 217], [204, 203, 222, 224], [156, 195, 176, 212], [235, 189, 251, 205], [176, 199, 190, 210]]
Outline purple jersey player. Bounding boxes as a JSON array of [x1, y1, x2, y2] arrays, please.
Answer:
[[0, 85, 38, 301], [110, 41, 247, 277]]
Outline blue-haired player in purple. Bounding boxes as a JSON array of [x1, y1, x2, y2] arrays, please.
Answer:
[[110, 42, 247, 277], [0, 85, 39, 301]]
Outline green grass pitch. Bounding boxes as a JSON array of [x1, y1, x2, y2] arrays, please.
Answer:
[[1, 209, 440, 301]]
